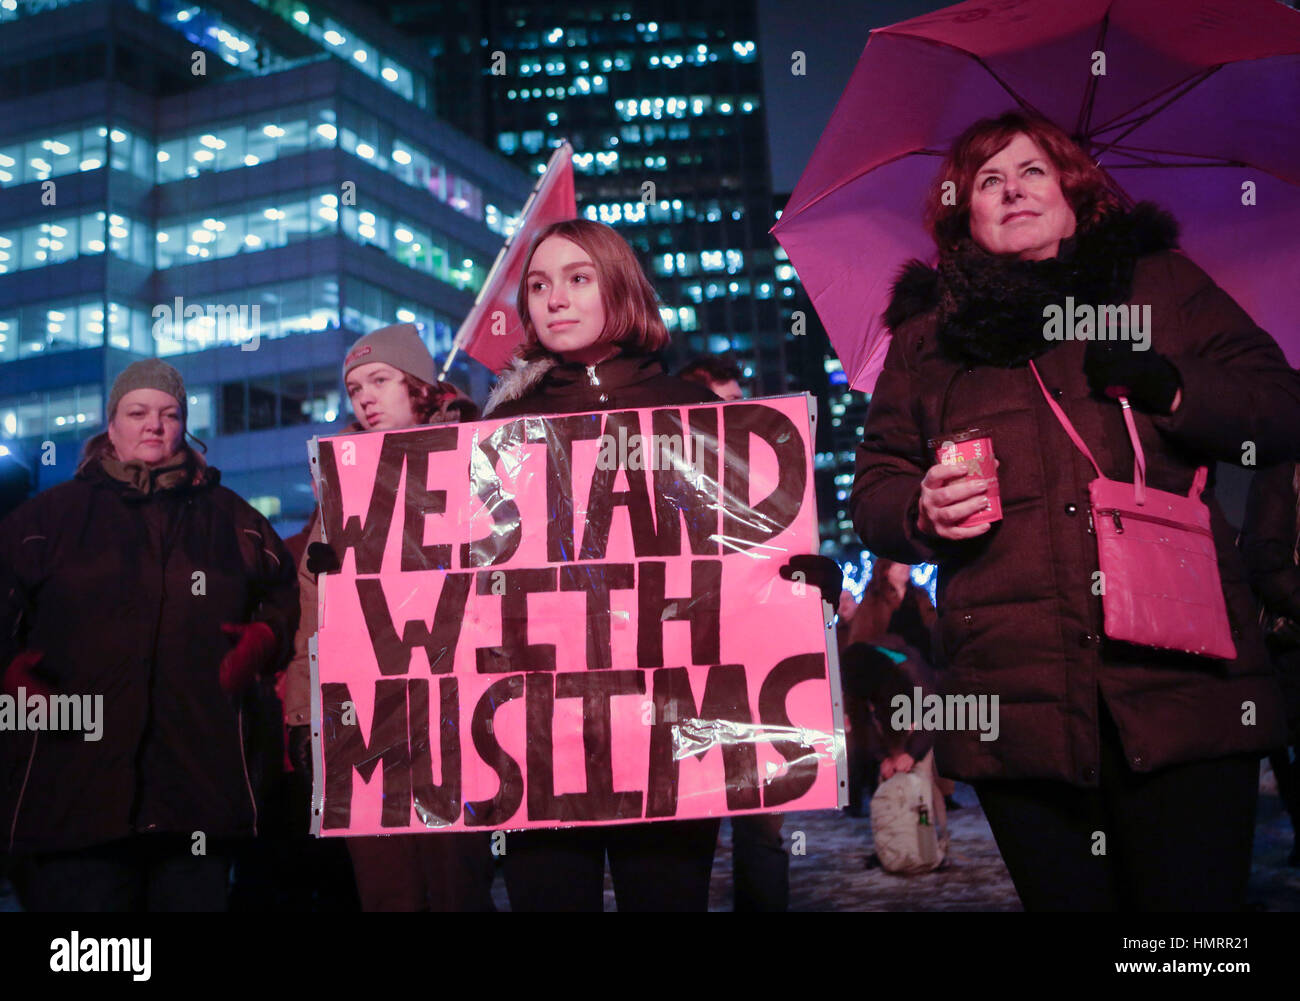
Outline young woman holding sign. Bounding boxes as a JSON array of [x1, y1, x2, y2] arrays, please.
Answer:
[[283, 322, 488, 911], [484, 219, 723, 911]]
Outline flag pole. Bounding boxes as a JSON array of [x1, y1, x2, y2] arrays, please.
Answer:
[[440, 141, 573, 380]]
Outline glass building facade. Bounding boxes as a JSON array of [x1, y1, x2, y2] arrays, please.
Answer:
[[387, 0, 787, 392], [0, 0, 531, 533]]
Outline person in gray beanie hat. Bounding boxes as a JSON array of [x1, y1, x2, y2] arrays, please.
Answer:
[[282, 320, 491, 912], [107, 358, 188, 425], [342, 323, 478, 430], [342, 322, 438, 386]]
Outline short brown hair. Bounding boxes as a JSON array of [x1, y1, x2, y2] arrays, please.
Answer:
[[677, 354, 742, 388], [926, 112, 1121, 253], [402, 376, 480, 424], [514, 219, 669, 361]]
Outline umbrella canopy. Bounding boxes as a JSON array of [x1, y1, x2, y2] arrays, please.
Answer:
[[773, 0, 1300, 393]]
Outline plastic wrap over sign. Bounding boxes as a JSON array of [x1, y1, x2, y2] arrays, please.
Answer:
[[307, 393, 844, 835]]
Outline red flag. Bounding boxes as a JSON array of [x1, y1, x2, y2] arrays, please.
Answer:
[[446, 143, 576, 375]]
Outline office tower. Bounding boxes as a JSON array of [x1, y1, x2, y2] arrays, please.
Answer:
[[387, 0, 787, 392], [0, 0, 530, 532]]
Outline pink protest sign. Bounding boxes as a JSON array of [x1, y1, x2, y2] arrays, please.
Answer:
[[307, 394, 845, 835]]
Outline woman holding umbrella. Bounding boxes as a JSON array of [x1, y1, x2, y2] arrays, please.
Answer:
[[852, 111, 1300, 911]]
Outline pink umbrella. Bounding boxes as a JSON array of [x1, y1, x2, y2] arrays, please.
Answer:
[[773, 0, 1300, 393]]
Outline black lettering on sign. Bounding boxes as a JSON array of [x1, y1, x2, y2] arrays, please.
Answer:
[[759, 653, 825, 807], [581, 411, 658, 560], [645, 664, 759, 817], [475, 568, 557, 673], [397, 425, 460, 571], [356, 572, 472, 675], [320, 680, 410, 830], [651, 406, 720, 557], [408, 677, 461, 827], [465, 675, 525, 827], [460, 419, 525, 568], [526, 670, 646, 823], [721, 404, 806, 551], [317, 438, 401, 575], [559, 563, 635, 670], [534, 414, 602, 563], [637, 560, 722, 668]]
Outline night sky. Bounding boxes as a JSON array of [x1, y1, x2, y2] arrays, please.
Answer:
[[758, 0, 953, 194]]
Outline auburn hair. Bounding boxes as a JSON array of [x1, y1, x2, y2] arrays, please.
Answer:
[[514, 218, 669, 361], [401, 375, 480, 424], [926, 111, 1121, 253]]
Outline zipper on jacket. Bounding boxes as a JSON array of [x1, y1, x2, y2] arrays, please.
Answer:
[[237, 705, 259, 837], [586, 364, 600, 386], [1093, 506, 1213, 539], [7, 732, 39, 854]]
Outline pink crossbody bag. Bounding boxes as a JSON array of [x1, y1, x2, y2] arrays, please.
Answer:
[[1027, 360, 1236, 659]]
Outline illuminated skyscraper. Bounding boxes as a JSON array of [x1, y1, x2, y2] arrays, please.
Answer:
[[388, 0, 788, 391], [0, 0, 529, 530]]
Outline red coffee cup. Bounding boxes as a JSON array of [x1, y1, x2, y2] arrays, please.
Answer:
[[927, 428, 1001, 526]]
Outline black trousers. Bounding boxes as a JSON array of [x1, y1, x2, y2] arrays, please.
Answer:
[[347, 831, 496, 912], [503, 819, 719, 912], [731, 814, 789, 912], [13, 835, 232, 912], [973, 699, 1261, 911]]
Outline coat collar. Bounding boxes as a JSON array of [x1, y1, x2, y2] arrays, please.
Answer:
[[484, 349, 664, 415], [884, 202, 1180, 367]]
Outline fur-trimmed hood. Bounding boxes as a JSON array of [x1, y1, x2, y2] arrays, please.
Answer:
[[483, 354, 560, 416], [884, 202, 1180, 367]]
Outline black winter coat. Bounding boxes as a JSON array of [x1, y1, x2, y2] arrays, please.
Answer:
[[0, 454, 299, 853], [485, 350, 718, 419], [1239, 461, 1300, 739], [852, 205, 1297, 786]]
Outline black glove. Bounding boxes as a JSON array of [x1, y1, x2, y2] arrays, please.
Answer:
[[779, 554, 843, 605], [287, 724, 313, 784], [1083, 340, 1182, 414], [306, 541, 341, 575]]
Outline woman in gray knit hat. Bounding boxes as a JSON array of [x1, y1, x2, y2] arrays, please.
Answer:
[[0, 359, 299, 911], [283, 322, 492, 912]]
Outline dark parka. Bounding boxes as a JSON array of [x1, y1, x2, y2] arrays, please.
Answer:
[[852, 207, 1298, 787], [0, 452, 299, 854], [485, 349, 718, 419], [1239, 460, 1300, 742]]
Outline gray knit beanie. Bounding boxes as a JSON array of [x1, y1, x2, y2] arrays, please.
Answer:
[[108, 359, 187, 423], [342, 323, 438, 386]]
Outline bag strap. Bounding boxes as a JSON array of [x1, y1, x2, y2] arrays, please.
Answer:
[[1027, 359, 1207, 506], [1027, 359, 1107, 479]]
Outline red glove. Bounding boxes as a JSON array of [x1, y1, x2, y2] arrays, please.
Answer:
[[3, 650, 52, 700], [218, 622, 277, 696]]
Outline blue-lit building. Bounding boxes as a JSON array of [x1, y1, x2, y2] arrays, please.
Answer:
[[0, 0, 531, 533], [387, 1, 788, 392]]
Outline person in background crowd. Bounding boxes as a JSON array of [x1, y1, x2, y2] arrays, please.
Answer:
[[677, 354, 745, 401], [841, 560, 943, 813], [852, 110, 1299, 910], [678, 349, 787, 909], [0, 359, 299, 911], [839, 631, 948, 867], [1239, 460, 1300, 867], [0, 451, 31, 522], [485, 219, 722, 912], [284, 322, 489, 912]]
